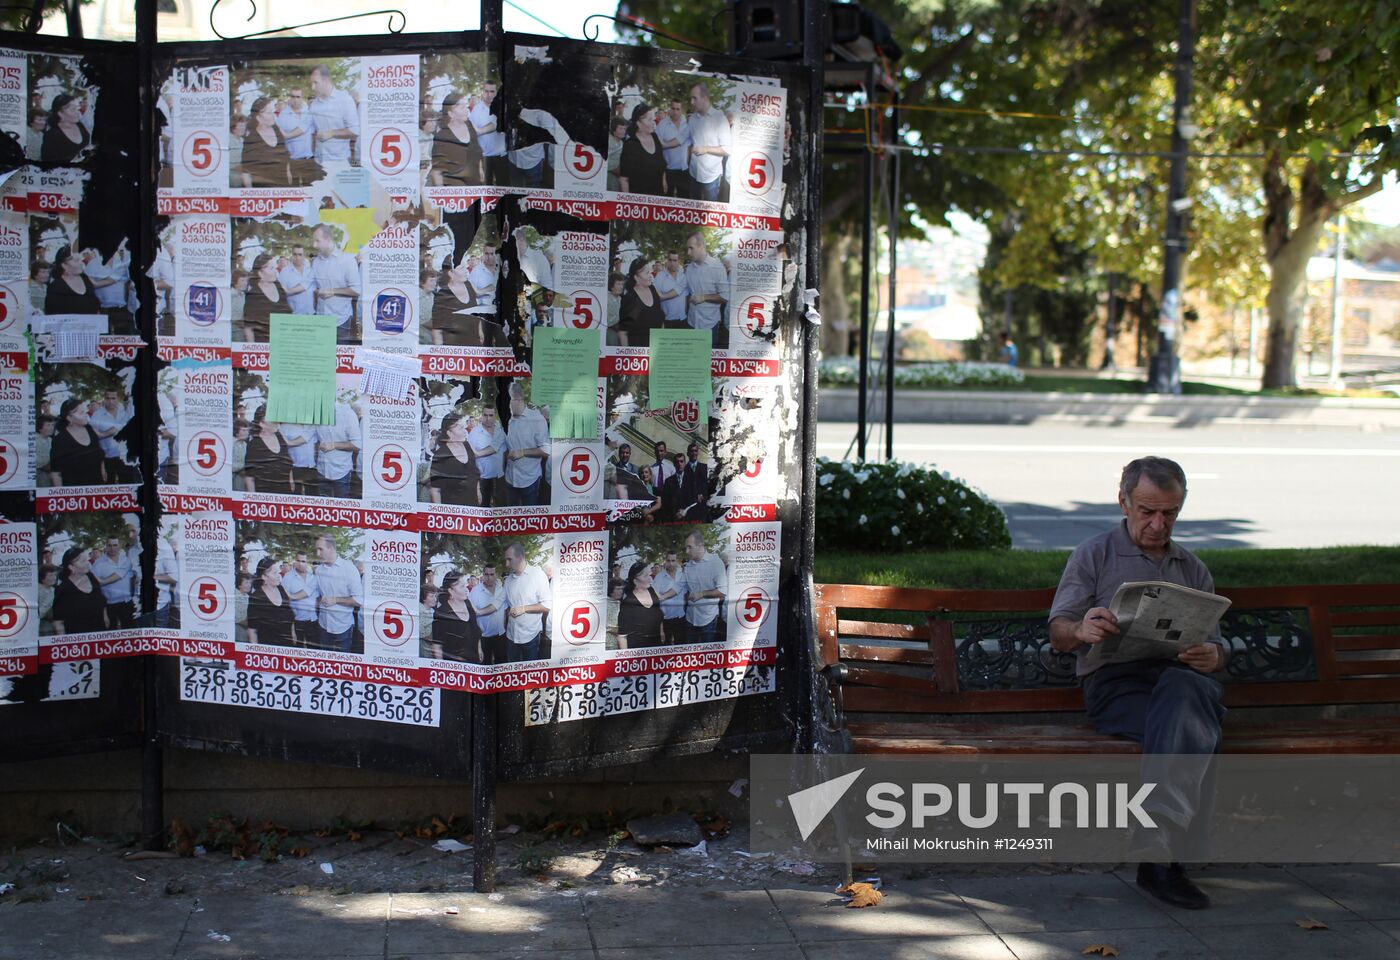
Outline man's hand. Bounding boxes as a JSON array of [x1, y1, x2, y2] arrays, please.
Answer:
[[1077, 607, 1120, 646], [1179, 643, 1223, 673]]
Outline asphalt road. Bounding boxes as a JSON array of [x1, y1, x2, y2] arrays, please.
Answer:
[[815, 421, 1400, 551]]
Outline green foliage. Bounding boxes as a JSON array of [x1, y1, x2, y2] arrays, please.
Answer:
[[816, 458, 1011, 553]]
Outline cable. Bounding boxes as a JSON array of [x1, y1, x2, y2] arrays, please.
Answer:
[[502, 0, 568, 37]]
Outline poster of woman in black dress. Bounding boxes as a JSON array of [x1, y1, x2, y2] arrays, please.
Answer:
[[48, 397, 106, 487], [427, 411, 480, 506], [240, 96, 293, 187], [617, 257, 663, 347], [618, 103, 667, 197], [615, 559, 663, 649], [51, 546, 109, 635], [241, 253, 285, 342], [428, 255, 488, 346], [242, 404, 294, 495], [431, 569, 481, 662], [245, 556, 295, 647], [45, 246, 102, 315], [431, 92, 483, 187], [40, 93, 91, 164]]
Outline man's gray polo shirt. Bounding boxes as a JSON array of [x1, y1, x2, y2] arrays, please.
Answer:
[[1049, 520, 1222, 677]]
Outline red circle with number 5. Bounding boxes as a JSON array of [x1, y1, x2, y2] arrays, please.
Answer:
[[741, 295, 771, 338], [563, 600, 600, 645], [0, 282, 20, 333], [740, 150, 775, 196], [564, 141, 603, 180], [560, 446, 597, 495], [373, 443, 412, 491], [370, 128, 411, 177], [373, 601, 415, 647], [0, 437, 19, 485], [0, 590, 30, 637], [181, 131, 219, 177], [188, 577, 224, 622], [186, 431, 225, 477], [734, 587, 771, 628], [567, 290, 597, 329]]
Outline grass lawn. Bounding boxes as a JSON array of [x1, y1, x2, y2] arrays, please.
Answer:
[[815, 545, 1400, 590]]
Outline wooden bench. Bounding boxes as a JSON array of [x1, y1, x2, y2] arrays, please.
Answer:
[[813, 583, 1400, 754]]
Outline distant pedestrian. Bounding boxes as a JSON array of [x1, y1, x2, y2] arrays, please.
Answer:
[[999, 332, 1019, 368]]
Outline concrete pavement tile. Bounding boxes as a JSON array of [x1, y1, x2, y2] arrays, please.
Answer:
[[1115, 866, 1360, 926], [1286, 864, 1400, 920], [386, 890, 590, 954], [585, 888, 795, 949], [598, 947, 806, 960], [1373, 919, 1400, 945], [1000, 927, 1218, 960], [946, 873, 1174, 934], [389, 953, 596, 960], [801, 934, 1017, 959], [1189, 919, 1400, 960], [767, 881, 990, 941], [174, 894, 388, 958], [0, 899, 192, 960]]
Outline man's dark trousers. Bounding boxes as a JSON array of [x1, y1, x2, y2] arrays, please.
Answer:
[[1083, 660, 1225, 859]]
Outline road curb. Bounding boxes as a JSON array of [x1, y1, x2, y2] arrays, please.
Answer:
[[817, 388, 1400, 430]]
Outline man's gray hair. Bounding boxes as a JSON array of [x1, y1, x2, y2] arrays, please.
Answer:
[[1119, 456, 1187, 500]]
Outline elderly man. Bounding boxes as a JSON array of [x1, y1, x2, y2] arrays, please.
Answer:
[[1049, 456, 1226, 910]]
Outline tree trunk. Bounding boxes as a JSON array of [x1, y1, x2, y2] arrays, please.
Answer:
[[820, 232, 853, 356], [1261, 209, 1328, 389]]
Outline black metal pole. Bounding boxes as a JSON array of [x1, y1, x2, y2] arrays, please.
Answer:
[[884, 129, 898, 462], [1148, 0, 1194, 394], [135, 0, 162, 851], [470, 0, 504, 894], [794, 0, 828, 753], [856, 90, 873, 461], [471, 693, 497, 891]]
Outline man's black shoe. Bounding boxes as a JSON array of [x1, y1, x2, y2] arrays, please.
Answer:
[[1136, 862, 1210, 910]]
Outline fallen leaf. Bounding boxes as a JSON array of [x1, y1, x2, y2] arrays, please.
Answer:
[[837, 882, 884, 908], [289, 846, 310, 858], [1295, 918, 1329, 930], [1081, 945, 1119, 957], [431, 817, 450, 836], [542, 820, 569, 836], [347, 831, 362, 842]]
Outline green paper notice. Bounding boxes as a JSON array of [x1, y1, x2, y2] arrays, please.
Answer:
[[265, 314, 338, 426], [648, 328, 712, 419], [531, 327, 599, 440]]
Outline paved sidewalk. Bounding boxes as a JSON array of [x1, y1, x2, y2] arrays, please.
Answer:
[[2, 842, 1398, 959]]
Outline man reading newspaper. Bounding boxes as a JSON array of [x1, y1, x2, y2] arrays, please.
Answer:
[[1049, 457, 1229, 910]]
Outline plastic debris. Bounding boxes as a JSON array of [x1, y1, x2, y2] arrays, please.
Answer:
[[728, 778, 749, 798], [432, 839, 470, 853], [319, 863, 334, 875], [206, 931, 232, 942]]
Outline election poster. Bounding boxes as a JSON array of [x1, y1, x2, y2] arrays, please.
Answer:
[[144, 36, 802, 730]]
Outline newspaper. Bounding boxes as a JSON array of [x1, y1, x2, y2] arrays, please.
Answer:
[[1085, 580, 1230, 666]]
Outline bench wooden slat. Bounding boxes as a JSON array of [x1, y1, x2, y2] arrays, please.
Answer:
[[836, 619, 933, 642], [1334, 659, 1400, 676], [1332, 634, 1400, 652], [1330, 610, 1400, 628], [837, 644, 937, 666], [839, 665, 937, 694]]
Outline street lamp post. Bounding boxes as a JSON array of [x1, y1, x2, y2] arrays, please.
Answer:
[[1148, 0, 1195, 394]]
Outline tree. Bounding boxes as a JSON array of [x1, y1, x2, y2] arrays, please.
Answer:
[[1198, 1, 1399, 387]]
